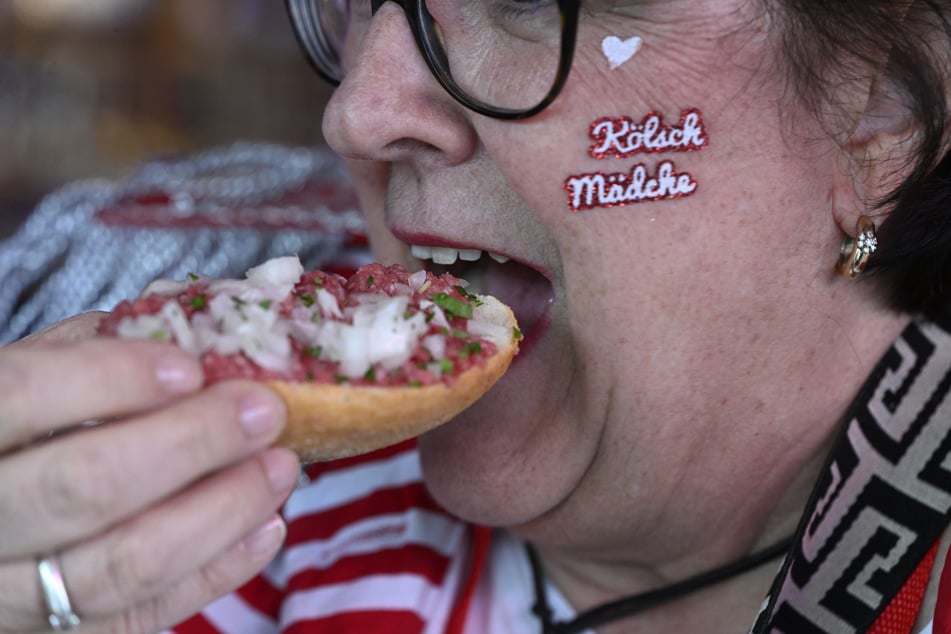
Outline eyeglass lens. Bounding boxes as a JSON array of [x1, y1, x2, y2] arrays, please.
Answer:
[[308, 0, 565, 112]]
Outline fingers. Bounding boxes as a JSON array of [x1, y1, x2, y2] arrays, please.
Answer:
[[11, 312, 109, 349], [0, 338, 203, 448], [0, 326, 303, 633], [66, 448, 298, 621], [117, 514, 288, 634], [0, 380, 289, 559], [0, 448, 298, 633]]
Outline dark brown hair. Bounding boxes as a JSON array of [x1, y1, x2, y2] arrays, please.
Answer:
[[778, 0, 951, 314]]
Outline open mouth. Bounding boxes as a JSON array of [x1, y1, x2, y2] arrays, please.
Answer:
[[410, 245, 554, 342]]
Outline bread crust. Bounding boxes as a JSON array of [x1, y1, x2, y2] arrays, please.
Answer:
[[268, 296, 518, 462]]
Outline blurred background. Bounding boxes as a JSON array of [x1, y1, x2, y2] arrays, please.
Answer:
[[0, 0, 334, 239]]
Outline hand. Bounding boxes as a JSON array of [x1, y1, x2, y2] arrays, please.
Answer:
[[0, 314, 300, 633]]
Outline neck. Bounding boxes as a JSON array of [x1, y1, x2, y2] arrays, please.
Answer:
[[526, 441, 834, 634], [528, 535, 792, 634], [516, 308, 911, 633], [535, 540, 790, 634]]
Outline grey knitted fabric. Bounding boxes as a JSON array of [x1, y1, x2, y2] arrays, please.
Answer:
[[0, 143, 366, 344]]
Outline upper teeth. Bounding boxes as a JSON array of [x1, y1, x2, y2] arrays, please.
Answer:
[[411, 245, 510, 265]]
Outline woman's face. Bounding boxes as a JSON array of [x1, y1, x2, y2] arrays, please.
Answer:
[[322, 0, 869, 550]]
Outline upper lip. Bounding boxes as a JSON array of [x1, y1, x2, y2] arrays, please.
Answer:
[[380, 176, 556, 282], [388, 228, 506, 257], [388, 226, 551, 280]]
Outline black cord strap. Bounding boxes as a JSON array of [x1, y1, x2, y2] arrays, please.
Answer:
[[527, 536, 794, 634]]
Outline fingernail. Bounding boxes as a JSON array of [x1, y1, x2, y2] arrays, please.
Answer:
[[240, 516, 285, 556], [239, 392, 283, 439], [155, 354, 202, 393], [262, 448, 300, 493]]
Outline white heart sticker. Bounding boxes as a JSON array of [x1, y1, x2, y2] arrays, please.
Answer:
[[601, 35, 643, 70]]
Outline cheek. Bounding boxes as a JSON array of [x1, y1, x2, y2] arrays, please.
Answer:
[[476, 30, 840, 380], [480, 30, 822, 246], [478, 32, 740, 229]]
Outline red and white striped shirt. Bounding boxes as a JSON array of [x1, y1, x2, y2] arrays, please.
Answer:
[[168, 440, 582, 634], [168, 438, 944, 634]]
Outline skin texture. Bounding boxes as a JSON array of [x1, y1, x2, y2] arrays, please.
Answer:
[[0, 2, 933, 633], [0, 313, 302, 632], [321, 1, 914, 631]]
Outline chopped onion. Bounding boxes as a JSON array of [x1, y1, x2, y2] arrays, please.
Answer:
[[142, 279, 191, 297], [422, 334, 446, 360], [287, 305, 321, 342], [467, 318, 509, 346], [408, 270, 427, 291], [209, 298, 291, 372], [430, 305, 451, 329], [316, 295, 427, 378], [160, 301, 198, 354], [246, 256, 304, 291], [116, 313, 168, 341], [317, 289, 343, 319], [417, 298, 450, 329], [205, 255, 304, 305]]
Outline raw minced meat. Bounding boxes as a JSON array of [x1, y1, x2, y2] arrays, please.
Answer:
[[98, 258, 499, 387]]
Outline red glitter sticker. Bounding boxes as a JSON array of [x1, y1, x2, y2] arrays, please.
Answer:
[[565, 108, 707, 211], [588, 109, 707, 159], [564, 160, 698, 212]]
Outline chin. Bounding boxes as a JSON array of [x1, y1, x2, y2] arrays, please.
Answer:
[[416, 311, 595, 528]]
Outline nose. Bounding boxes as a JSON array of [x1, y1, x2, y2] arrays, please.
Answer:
[[321, 3, 477, 166]]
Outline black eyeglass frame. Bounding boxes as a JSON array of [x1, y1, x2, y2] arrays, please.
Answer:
[[285, 0, 582, 120]]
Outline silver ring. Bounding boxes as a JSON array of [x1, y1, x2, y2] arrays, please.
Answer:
[[37, 554, 81, 631]]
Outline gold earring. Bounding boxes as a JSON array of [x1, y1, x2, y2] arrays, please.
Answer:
[[838, 216, 878, 279]]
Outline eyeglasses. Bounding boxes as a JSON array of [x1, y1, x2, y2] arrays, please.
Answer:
[[285, 0, 582, 120]]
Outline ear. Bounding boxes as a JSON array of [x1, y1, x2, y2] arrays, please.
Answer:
[[831, 0, 920, 236], [831, 73, 920, 236]]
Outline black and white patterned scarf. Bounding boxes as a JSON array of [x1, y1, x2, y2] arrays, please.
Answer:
[[752, 315, 951, 633]]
